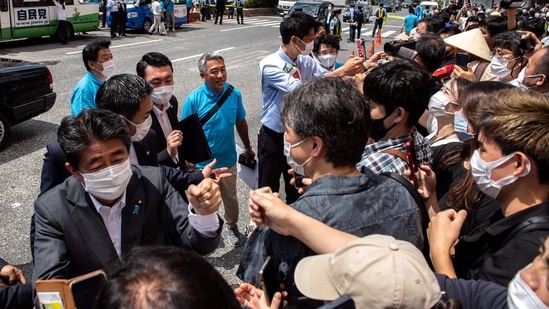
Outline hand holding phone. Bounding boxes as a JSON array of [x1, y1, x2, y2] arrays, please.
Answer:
[[259, 257, 283, 308]]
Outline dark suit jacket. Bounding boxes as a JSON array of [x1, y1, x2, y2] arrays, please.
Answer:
[[0, 258, 33, 309], [39, 129, 203, 195], [32, 165, 222, 281], [150, 96, 182, 168]]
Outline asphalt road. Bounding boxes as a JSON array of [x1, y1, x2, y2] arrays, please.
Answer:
[[0, 8, 406, 288]]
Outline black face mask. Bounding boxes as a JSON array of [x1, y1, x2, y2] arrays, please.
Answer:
[[370, 109, 396, 141]]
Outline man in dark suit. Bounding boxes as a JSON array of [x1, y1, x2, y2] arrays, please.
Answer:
[[33, 109, 223, 281], [0, 258, 33, 309], [136, 52, 182, 168]]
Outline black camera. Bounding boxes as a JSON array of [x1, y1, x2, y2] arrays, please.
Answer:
[[500, 0, 522, 9], [384, 40, 416, 56], [384, 40, 418, 60], [518, 37, 535, 51]]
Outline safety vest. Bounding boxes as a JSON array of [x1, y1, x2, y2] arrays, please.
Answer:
[[377, 8, 384, 19]]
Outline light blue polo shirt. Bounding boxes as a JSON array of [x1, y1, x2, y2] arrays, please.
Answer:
[[181, 83, 245, 169], [70, 71, 104, 116]]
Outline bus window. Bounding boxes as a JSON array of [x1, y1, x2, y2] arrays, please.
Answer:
[[14, 0, 48, 7], [1, 0, 7, 11]]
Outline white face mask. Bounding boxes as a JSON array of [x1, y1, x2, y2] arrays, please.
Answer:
[[296, 37, 315, 55], [428, 91, 451, 117], [152, 85, 174, 106], [516, 67, 541, 90], [123, 115, 152, 142], [283, 134, 312, 177], [508, 266, 549, 309], [80, 159, 133, 201], [470, 150, 531, 199], [96, 59, 116, 78], [318, 54, 337, 69]]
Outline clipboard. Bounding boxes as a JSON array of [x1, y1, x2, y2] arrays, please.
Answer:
[[179, 114, 213, 164]]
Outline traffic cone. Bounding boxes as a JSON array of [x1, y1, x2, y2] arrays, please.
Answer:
[[375, 30, 382, 46], [368, 39, 375, 58]]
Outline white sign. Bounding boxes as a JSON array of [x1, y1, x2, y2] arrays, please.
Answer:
[[15, 7, 50, 27]]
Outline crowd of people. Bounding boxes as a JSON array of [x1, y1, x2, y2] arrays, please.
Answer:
[[2, 2, 549, 308]]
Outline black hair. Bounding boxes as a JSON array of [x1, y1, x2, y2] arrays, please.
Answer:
[[82, 39, 111, 71], [519, 17, 546, 39], [438, 26, 461, 36], [280, 11, 317, 44], [493, 31, 523, 56], [58, 109, 131, 169], [313, 33, 340, 54], [363, 60, 431, 127], [478, 15, 507, 38], [416, 34, 446, 74], [93, 246, 241, 309], [95, 74, 153, 121], [281, 77, 370, 168], [136, 52, 174, 78], [418, 17, 442, 33]]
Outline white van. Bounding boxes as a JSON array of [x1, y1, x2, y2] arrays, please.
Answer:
[[420, 1, 439, 12]]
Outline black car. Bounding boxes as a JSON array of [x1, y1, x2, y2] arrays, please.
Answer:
[[283, 0, 334, 23], [378, 0, 395, 12], [0, 58, 56, 149]]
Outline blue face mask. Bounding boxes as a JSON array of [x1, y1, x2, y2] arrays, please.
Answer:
[[454, 113, 475, 141]]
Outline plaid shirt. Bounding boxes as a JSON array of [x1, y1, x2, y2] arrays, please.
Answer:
[[357, 129, 432, 175]]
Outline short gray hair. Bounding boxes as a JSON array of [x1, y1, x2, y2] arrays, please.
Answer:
[[198, 52, 225, 74]]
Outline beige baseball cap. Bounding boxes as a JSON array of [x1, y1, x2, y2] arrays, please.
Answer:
[[294, 234, 442, 309], [444, 28, 492, 61]]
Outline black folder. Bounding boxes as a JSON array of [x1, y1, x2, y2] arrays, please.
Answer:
[[179, 114, 213, 164]]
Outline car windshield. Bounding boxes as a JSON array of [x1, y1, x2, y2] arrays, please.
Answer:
[[290, 4, 320, 16]]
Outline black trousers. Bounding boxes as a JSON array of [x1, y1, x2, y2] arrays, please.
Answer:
[[215, 8, 224, 24], [257, 125, 300, 204], [372, 18, 383, 36], [236, 7, 243, 23], [57, 20, 69, 43], [110, 11, 119, 37]]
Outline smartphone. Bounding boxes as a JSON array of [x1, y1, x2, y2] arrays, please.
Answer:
[[294, 174, 305, 189], [259, 256, 282, 308], [355, 39, 364, 60], [455, 53, 468, 70], [317, 295, 356, 309], [70, 271, 107, 309]]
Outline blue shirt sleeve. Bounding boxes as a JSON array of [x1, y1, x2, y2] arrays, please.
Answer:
[[435, 274, 507, 309]]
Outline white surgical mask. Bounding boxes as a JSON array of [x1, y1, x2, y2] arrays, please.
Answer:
[[80, 159, 133, 201], [428, 91, 451, 117], [470, 150, 530, 199], [318, 54, 337, 69], [296, 37, 315, 55], [508, 266, 549, 309], [152, 85, 174, 106], [96, 59, 116, 78], [283, 134, 312, 176], [122, 115, 152, 142], [516, 67, 541, 89]]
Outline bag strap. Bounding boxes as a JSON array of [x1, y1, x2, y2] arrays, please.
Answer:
[[473, 61, 489, 82], [200, 84, 234, 126], [502, 215, 549, 245]]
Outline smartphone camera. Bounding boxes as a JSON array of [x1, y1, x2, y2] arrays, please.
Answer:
[[500, 0, 522, 9], [294, 174, 305, 189]]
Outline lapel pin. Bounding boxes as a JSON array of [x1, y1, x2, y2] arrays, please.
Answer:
[[133, 198, 142, 215]]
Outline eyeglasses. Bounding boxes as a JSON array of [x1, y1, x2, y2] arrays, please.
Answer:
[[489, 49, 515, 59]]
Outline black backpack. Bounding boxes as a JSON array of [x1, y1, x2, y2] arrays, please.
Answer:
[[354, 9, 364, 23]]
